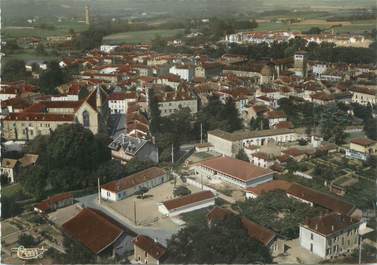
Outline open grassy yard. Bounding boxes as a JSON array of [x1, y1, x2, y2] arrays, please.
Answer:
[[2, 183, 23, 198], [102, 29, 183, 44]]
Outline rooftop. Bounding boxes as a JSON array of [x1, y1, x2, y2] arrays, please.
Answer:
[[208, 128, 304, 142], [198, 156, 274, 182], [101, 167, 166, 193], [35, 192, 73, 213], [302, 212, 360, 236], [350, 138, 376, 147], [287, 183, 355, 216], [108, 133, 150, 155], [246, 180, 292, 197], [63, 208, 128, 254], [162, 190, 214, 211], [133, 235, 167, 260]]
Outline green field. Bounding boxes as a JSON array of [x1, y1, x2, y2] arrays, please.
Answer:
[[102, 29, 184, 45], [2, 49, 59, 67], [2, 21, 88, 39], [255, 19, 376, 33]]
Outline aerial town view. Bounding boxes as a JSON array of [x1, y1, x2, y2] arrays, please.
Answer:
[[0, 0, 376, 264]]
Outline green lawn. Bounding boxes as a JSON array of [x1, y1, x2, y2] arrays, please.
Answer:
[[2, 183, 23, 198], [102, 29, 184, 45]]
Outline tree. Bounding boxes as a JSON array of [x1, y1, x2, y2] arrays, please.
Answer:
[[36, 43, 46, 55], [39, 61, 70, 94], [1, 195, 22, 219], [57, 236, 94, 264], [151, 34, 168, 51], [250, 116, 269, 130], [94, 160, 127, 184], [320, 104, 350, 143], [166, 215, 272, 263], [78, 87, 89, 100], [173, 186, 191, 197], [21, 124, 111, 197], [2, 59, 28, 81], [148, 88, 161, 134], [1, 174, 10, 185], [236, 149, 249, 162], [20, 165, 47, 199], [125, 159, 154, 175], [303, 27, 322, 34], [286, 158, 300, 173], [25, 134, 50, 154], [239, 191, 322, 239], [221, 98, 243, 132], [75, 29, 105, 51], [197, 95, 242, 133], [18, 234, 36, 247], [364, 118, 377, 140]]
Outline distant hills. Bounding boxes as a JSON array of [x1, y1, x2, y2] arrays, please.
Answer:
[[2, 0, 375, 26]]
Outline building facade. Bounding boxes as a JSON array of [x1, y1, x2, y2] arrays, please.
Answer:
[[299, 213, 361, 259]]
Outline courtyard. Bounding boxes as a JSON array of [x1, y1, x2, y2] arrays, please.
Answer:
[[102, 179, 203, 230]]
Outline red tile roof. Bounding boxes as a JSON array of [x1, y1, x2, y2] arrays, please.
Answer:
[[206, 207, 276, 247], [303, 212, 360, 236], [207, 207, 233, 223], [275, 121, 294, 129], [101, 167, 166, 193], [199, 156, 274, 183], [287, 183, 355, 215], [133, 235, 167, 260], [265, 111, 286, 119], [35, 192, 73, 213], [63, 208, 124, 254], [241, 217, 276, 247], [282, 148, 305, 157], [246, 180, 292, 197], [162, 190, 214, 211], [350, 138, 376, 147]]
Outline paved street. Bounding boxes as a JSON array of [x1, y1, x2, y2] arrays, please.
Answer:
[[76, 193, 177, 246]]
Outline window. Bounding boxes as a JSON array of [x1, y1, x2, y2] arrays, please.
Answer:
[[82, 110, 90, 128]]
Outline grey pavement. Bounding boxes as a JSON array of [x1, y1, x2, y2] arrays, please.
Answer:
[[76, 194, 177, 246]]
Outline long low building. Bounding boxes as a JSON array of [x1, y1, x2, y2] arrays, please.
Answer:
[[193, 156, 275, 189], [208, 128, 306, 157], [101, 167, 169, 202], [245, 180, 357, 217], [158, 190, 215, 217]]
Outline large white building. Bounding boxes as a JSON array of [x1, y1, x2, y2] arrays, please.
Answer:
[[207, 128, 306, 158], [299, 213, 361, 259], [108, 92, 137, 114], [101, 167, 168, 201], [169, 65, 194, 81], [193, 156, 275, 189], [351, 87, 376, 106]]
